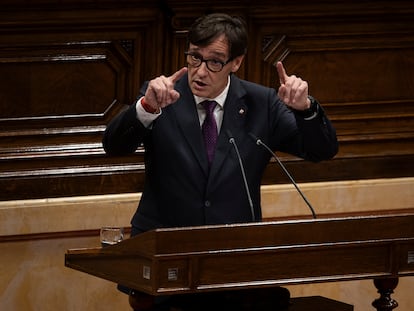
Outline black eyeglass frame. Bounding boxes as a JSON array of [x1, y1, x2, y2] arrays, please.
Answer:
[[184, 51, 233, 72]]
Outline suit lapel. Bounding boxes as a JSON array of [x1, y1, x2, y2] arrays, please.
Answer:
[[172, 78, 210, 176], [171, 74, 248, 180]]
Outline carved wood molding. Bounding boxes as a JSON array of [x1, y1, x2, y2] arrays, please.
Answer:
[[0, 0, 413, 200]]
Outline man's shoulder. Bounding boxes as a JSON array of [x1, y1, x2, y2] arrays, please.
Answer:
[[234, 75, 273, 91], [232, 75, 276, 99]]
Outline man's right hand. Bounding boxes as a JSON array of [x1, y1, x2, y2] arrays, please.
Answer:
[[143, 67, 188, 112]]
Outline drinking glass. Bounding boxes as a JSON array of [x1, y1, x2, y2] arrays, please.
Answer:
[[100, 226, 124, 247]]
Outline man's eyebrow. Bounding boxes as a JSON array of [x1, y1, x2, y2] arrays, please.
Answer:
[[210, 51, 227, 59], [188, 48, 227, 59]]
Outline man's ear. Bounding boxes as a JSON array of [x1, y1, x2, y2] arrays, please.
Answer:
[[231, 55, 245, 73]]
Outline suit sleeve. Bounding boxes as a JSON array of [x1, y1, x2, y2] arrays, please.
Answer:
[[293, 99, 339, 162], [102, 102, 150, 156], [103, 82, 152, 156], [271, 95, 338, 162]]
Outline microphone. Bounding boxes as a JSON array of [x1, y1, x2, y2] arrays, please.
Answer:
[[227, 130, 256, 222], [248, 133, 317, 219]]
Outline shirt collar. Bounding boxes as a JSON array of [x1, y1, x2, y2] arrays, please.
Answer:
[[194, 76, 230, 109]]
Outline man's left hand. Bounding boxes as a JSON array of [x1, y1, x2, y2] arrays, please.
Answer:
[[276, 61, 311, 111]]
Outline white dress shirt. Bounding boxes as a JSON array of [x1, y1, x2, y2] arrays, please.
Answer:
[[136, 76, 231, 132]]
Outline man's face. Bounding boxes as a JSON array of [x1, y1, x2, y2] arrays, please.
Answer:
[[187, 35, 244, 99]]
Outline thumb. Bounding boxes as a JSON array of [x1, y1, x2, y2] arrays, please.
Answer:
[[278, 84, 287, 102]]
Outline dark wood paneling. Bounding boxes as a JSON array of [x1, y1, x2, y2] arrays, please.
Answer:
[[0, 0, 413, 200]]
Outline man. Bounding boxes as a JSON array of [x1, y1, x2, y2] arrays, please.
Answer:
[[103, 13, 338, 311]]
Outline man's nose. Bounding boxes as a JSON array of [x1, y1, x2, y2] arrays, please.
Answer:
[[197, 61, 209, 75]]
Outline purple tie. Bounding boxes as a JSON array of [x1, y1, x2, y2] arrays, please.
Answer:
[[201, 100, 218, 165]]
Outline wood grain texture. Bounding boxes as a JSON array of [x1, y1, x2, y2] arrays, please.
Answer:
[[0, 0, 413, 200]]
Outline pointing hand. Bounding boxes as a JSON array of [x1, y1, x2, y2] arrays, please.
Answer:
[[144, 67, 188, 111], [277, 61, 310, 110]]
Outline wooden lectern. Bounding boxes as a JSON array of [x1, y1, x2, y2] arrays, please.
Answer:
[[66, 212, 414, 310]]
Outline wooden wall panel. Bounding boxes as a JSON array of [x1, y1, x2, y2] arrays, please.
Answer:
[[238, 7, 414, 184], [0, 2, 164, 200], [0, 0, 413, 200]]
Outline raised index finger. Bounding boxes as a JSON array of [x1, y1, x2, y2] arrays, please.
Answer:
[[276, 61, 288, 85], [169, 67, 188, 83]]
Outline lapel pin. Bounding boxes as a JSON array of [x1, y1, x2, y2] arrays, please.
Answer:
[[239, 108, 245, 115]]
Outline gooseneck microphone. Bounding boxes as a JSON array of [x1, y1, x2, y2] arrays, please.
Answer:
[[248, 133, 317, 219], [227, 130, 256, 222]]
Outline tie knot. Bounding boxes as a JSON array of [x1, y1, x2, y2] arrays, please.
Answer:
[[201, 100, 217, 115]]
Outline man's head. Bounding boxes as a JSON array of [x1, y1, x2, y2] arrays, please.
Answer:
[[188, 13, 248, 60], [185, 13, 248, 99]]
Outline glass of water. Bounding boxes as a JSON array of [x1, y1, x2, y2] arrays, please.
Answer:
[[100, 226, 124, 247]]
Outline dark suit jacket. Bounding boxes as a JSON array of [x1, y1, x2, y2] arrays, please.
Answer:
[[103, 73, 338, 232]]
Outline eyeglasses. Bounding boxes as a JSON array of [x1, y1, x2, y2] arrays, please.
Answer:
[[184, 52, 232, 72]]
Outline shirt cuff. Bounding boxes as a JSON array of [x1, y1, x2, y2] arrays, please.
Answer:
[[135, 97, 161, 128]]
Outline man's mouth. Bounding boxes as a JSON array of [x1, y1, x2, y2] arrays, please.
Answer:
[[195, 80, 207, 87]]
